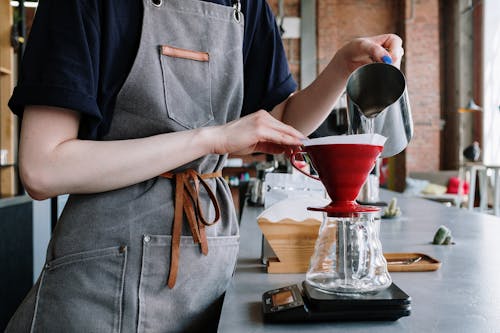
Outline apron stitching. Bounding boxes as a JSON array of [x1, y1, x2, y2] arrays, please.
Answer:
[[29, 269, 46, 333], [147, 242, 239, 247], [150, 4, 240, 23], [107, 104, 167, 124], [47, 252, 122, 271], [116, 247, 127, 333], [159, 11, 238, 23], [137, 238, 148, 333]]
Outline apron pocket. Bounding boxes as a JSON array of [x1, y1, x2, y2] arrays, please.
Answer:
[[160, 44, 214, 129], [32, 246, 127, 333], [138, 234, 239, 333]]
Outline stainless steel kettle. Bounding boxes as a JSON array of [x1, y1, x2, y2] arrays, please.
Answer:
[[249, 162, 276, 206], [346, 63, 413, 158]]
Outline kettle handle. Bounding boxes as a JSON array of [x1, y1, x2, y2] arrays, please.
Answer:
[[289, 151, 321, 181]]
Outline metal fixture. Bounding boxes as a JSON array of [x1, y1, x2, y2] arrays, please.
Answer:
[[458, 98, 482, 113]]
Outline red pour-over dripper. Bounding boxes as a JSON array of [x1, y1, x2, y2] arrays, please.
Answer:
[[290, 143, 383, 216]]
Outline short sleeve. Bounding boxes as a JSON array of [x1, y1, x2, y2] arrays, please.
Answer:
[[240, 0, 297, 116], [8, 0, 102, 129]]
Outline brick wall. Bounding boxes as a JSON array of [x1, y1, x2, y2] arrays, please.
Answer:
[[266, 0, 442, 180], [317, 1, 401, 72], [402, 0, 441, 172]]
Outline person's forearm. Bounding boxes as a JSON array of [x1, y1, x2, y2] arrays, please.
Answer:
[[21, 125, 215, 200], [273, 55, 348, 136], [39, 129, 209, 194], [20, 106, 304, 200]]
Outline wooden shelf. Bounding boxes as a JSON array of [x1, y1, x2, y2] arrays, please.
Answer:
[[1, 2, 17, 198], [0, 67, 11, 75]]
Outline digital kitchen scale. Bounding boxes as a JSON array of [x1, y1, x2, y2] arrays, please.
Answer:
[[262, 281, 411, 323]]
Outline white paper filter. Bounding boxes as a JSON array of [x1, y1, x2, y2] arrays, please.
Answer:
[[302, 133, 387, 147], [257, 197, 330, 223]]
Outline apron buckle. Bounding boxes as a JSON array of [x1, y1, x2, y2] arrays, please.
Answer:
[[151, 0, 162, 7], [233, 0, 242, 23]]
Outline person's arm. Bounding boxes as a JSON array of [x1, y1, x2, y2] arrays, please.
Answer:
[[19, 106, 304, 200], [271, 34, 404, 135]]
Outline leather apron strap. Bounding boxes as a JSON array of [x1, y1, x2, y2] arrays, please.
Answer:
[[160, 170, 222, 288]]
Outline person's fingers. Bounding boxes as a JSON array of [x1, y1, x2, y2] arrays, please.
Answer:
[[216, 110, 305, 155], [363, 40, 390, 63], [246, 111, 305, 147], [382, 34, 404, 65], [391, 46, 404, 68], [254, 110, 306, 140], [253, 142, 289, 155], [252, 114, 304, 146], [254, 143, 303, 156], [369, 34, 402, 49], [365, 34, 403, 64], [383, 34, 403, 52], [257, 127, 303, 147]]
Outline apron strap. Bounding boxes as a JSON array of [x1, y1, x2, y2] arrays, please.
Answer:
[[160, 169, 222, 288]]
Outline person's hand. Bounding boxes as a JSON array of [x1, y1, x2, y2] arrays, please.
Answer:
[[334, 34, 404, 78], [210, 110, 305, 156]]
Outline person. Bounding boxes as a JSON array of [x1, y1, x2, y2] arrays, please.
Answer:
[[6, 0, 404, 332]]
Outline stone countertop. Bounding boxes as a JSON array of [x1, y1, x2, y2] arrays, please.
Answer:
[[218, 190, 500, 332]]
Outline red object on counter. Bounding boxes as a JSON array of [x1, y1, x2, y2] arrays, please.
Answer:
[[447, 177, 469, 195]]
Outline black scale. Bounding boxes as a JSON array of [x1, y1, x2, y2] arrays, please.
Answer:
[[262, 281, 411, 323]]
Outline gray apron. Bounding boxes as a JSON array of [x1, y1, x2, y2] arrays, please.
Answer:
[[6, 0, 244, 332]]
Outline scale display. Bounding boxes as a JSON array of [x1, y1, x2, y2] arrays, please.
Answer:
[[272, 290, 294, 306], [262, 282, 411, 323]]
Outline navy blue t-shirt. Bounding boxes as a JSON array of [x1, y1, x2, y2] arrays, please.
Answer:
[[9, 0, 297, 139]]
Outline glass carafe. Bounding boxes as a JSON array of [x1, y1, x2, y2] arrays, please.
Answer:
[[306, 211, 391, 294]]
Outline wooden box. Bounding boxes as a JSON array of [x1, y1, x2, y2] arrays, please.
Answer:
[[258, 218, 320, 273]]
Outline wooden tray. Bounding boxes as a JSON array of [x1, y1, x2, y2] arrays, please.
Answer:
[[266, 257, 309, 274], [385, 252, 441, 272], [265, 253, 441, 274]]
